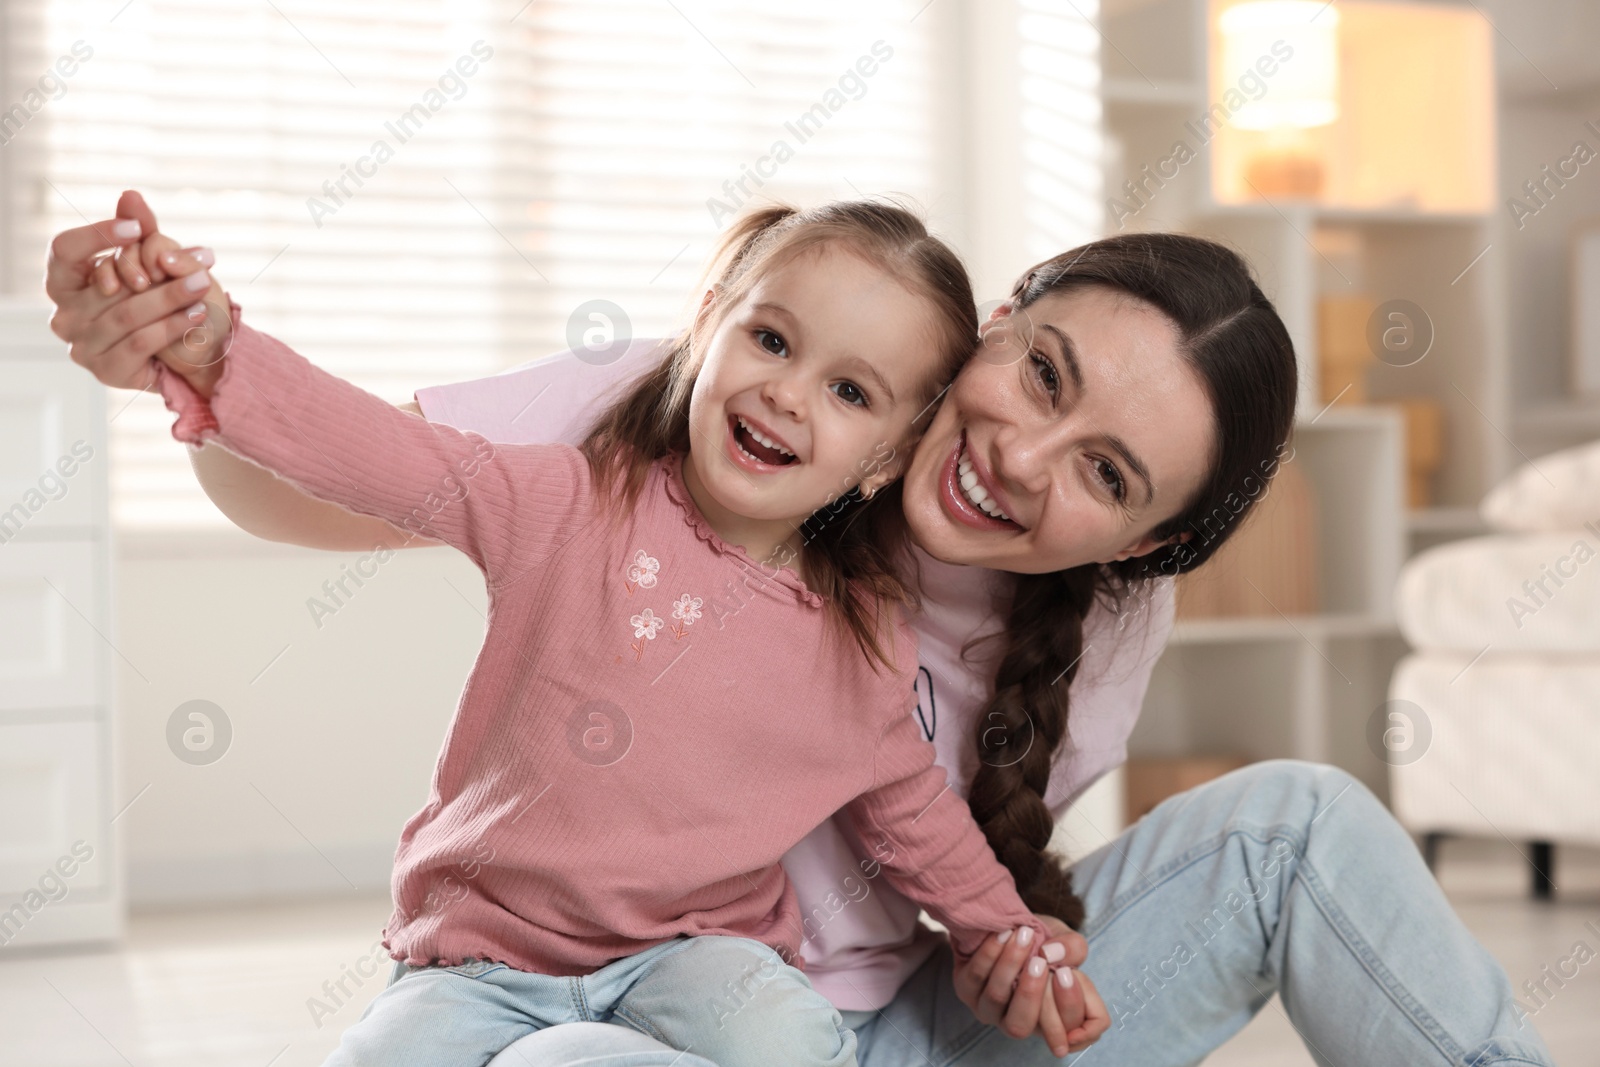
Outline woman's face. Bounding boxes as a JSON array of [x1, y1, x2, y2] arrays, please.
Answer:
[[902, 286, 1216, 575]]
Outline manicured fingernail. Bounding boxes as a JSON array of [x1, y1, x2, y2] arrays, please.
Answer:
[[996, 929, 1012, 945], [186, 302, 207, 321], [191, 247, 215, 267], [184, 271, 211, 292], [1043, 941, 1066, 963], [1027, 957, 1046, 978], [1056, 967, 1075, 989], [113, 219, 141, 239], [1016, 926, 1033, 946], [133, 273, 148, 290]]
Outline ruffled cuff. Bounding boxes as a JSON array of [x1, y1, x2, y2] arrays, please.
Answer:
[[154, 300, 242, 445]]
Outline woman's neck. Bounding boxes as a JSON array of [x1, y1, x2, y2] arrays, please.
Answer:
[[680, 455, 804, 571]]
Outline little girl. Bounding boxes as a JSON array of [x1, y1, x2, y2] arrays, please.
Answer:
[[149, 202, 1079, 1067]]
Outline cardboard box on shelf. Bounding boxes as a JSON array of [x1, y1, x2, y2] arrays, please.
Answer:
[[1318, 294, 1380, 406], [1174, 455, 1319, 619]]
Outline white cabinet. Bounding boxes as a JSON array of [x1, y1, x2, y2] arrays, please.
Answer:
[[0, 540, 106, 711], [0, 301, 120, 951], [0, 723, 109, 893]]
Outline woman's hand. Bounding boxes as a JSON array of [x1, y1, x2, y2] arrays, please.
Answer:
[[952, 915, 1106, 1057], [47, 190, 231, 397]]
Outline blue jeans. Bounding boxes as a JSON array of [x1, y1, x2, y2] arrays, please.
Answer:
[[492, 762, 1555, 1066], [326, 933, 853, 1067]]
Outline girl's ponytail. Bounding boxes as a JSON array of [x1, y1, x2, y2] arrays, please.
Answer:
[[694, 205, 798, 298]]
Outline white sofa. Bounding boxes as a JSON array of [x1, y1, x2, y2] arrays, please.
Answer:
[[1389, 439, 1600, 895]]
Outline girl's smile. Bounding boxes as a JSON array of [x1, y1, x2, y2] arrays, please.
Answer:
[[727, 412, 799, 470]]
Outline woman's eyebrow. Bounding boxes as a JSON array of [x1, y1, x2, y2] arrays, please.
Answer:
[[1039, 324, 1084, 392], [1104, 433, 1155, 506]]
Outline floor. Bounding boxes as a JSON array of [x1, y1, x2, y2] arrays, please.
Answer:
[[2, 842, 1596, 1067]]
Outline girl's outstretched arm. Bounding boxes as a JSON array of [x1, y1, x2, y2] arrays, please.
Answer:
[[186, 408, 436, 551], [45, 200, 409, 552], [154, 305, 596, 579]]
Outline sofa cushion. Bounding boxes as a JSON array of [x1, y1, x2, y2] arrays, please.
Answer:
[[1481, 437, 1600, 532], [1397, 532, 1600, 652]]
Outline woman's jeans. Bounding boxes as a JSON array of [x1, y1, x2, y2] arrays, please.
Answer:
[[490, 761, 1555, 1066], [323, 933, 853, 1067]]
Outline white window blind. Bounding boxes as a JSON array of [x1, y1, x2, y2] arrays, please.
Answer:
[[25, 0, 1103, 529], [34, 0, 945, 528], [1019, 0, 1102, 262]]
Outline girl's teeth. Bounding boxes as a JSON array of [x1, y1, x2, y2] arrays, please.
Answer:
[[738, 417, 794, 457], [956, 444, 1010, 522]]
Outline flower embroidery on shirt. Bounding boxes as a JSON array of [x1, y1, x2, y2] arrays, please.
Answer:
[[669, 593, 703, 639], [629, 608, 663, 660], [625, 549, 660, 594]]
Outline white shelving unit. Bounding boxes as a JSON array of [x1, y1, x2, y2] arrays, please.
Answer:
[[1104, 0, 1502, 801]]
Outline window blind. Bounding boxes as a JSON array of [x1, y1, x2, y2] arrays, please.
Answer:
[[35, 0, 943, 527], [27, 0, 1101, 529]]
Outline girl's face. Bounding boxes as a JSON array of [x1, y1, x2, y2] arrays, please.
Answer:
[[684, 244, 942, 532], [902, 286, 1216, 575]]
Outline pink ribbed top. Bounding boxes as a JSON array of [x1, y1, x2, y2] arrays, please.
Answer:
[[154, 317, 1047, 976]]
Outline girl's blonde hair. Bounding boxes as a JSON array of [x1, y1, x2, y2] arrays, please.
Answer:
[[581, 200, 978, 668]]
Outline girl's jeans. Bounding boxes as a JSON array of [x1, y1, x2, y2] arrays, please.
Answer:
[[322, 933, 853, 1067], [487, 761, 1555, 1067]]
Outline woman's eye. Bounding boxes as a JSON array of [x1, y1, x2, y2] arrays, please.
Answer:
[[755, 328, 788, 357], [831, 381, 868, 407], [1029, 352, 1059, 399], [1094, 457, 1126, 501]]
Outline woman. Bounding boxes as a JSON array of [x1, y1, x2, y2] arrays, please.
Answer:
[[47, 192, 1553, 1066]]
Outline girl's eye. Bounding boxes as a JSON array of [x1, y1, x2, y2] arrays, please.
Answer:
[[831, 381, 868, 407], [1028, 352, 1060, 400], [755, 328, 788, 357], [1093, 457, 1127, 502]]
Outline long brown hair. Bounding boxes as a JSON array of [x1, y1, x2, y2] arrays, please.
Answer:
[[582, 201, 978, 668], [965, 233, 1298, 927]]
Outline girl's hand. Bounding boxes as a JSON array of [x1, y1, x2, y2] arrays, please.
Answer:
[[952, 915, 1092, 1057], [92, 229, 180, 296], [79, 244, 230, 398], [93, 233, 230, 397], [1059, 968, 1110, 1055]]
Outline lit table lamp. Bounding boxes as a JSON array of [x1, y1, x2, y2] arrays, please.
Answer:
[[1220, 0, 1340, 199]]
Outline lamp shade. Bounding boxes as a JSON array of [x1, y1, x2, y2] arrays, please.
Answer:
[[1220, 0, 1340, 130]]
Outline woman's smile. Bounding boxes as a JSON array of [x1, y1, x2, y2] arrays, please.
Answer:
[[940, 430, 1023, 531]]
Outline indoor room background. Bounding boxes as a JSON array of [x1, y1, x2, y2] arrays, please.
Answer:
[[2, 0, 1599, 1064]]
